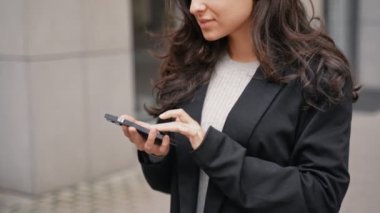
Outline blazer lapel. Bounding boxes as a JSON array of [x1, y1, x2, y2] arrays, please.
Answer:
[[203, 67, 285, 213], [223, 66, 285, 146], [183, 84, 208, 124], [176, 84, 208, 213]]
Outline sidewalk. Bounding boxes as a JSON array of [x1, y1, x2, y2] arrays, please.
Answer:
[[0, 168, 170, 213], [0, 110, 379, 213]]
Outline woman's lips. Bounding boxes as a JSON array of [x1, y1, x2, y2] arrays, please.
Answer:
[[198, 19, 215, 29]]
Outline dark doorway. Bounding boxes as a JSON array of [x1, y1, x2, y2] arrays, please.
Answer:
[[132, 0, 165, 120]]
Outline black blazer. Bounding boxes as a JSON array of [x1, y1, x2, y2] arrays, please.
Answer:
[[138, 68, 352, 213]]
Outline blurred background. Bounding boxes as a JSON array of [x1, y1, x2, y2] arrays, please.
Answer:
[[0, 0, 379, 212]]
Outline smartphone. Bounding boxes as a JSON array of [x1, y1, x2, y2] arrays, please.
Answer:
[[104, 113, 175, 146]]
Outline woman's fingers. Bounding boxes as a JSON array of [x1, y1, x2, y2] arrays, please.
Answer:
[[134, 120, 152, 129], [144, 128, 170, 156], [159, 108, 194, 123], [119, 114, 136, 138], [153, 122, 197, 137], [152, 120, 204, 150], [144, 128, 157, 154], [122, 125, 130, 138], [153, 122, 180, 132], [159, 135, 170, 156], [128, 127, 146, 150], [119, 114, 170, 156]]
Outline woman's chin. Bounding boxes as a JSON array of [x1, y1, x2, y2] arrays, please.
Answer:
[[202, 32, 223, 42]]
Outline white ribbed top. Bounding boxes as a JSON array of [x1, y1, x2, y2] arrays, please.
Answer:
[[196, 54, 259, 213]]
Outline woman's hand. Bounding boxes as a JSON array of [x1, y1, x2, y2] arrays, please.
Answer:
[[152, 109, 205, 150], [120, 115, 170, 157]]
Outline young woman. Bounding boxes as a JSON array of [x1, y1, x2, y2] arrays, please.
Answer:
[[121, 0, 359, 212]]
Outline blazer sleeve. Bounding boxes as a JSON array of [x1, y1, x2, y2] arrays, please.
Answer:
[[137, 118, 175, 194], [138, 149, 174, 194], [191, 91, 352, 213]]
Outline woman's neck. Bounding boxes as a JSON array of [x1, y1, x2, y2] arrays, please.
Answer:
[[227, 21, 257, 63]]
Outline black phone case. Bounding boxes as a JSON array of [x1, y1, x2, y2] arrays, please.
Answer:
[[104, 113, 175, 146]]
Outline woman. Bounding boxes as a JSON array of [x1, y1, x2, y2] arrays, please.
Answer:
[[121, 0, 359, 212]]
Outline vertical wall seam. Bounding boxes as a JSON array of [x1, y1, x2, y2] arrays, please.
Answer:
[[22, 0, 36, 195]]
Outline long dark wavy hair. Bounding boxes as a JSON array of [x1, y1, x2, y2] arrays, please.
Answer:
[[146, 0, 360, 116]]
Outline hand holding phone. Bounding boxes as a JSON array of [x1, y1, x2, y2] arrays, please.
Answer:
[[104, 113, 176, 146]]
